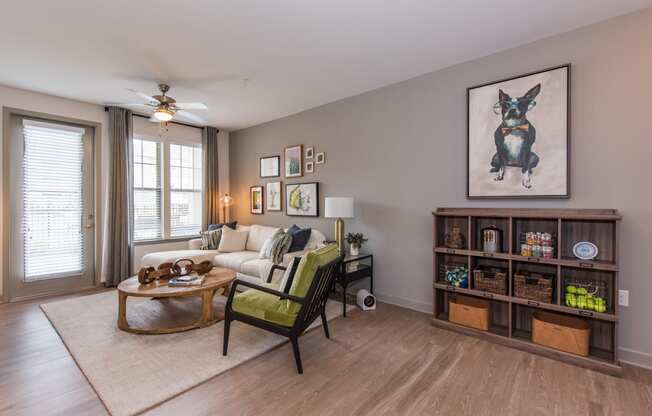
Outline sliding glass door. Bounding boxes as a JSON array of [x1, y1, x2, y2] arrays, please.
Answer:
[[7, 116, 95, 300]]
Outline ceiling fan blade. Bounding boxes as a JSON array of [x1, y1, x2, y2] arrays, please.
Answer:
[[148, 115, 161, 123], [127, 88, 158, 103], [176, 110, 206, 125], [106, 103, 154, 107], [174, 102, 208, 110]]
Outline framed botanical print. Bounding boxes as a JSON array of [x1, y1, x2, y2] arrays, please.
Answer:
[[284, 145, 303, 177], [266, 181, 282, 211], [250, 186, 264, 214], [305, 161, 314, 173], [260, 155, 280, 178], [315, 152, 325, 164], [305, 146, 314, 159], [285, 182, 319, 217], [467, 64, 570, 198]]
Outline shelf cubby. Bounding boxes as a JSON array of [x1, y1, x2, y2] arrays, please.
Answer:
[[470, 216, 510, 253], [561, 219, 616, 263], [432, 208, 622, 375], [435, 215, 469, 249]]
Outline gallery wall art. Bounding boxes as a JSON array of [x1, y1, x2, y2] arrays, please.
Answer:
[[266, 181, 282, 211], [250, 185, 264, 214], [285, 182, 319, 217], [260, 155, 280, 178], [285, 145, 303, 177], [467, 64, 570, 198]]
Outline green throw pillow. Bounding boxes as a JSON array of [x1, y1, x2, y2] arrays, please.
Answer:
[[200, 228, 222, 250]]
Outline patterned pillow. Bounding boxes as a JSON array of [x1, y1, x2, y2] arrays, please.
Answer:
[[200, 228, 222, 250], [262, 230, 293, 264]]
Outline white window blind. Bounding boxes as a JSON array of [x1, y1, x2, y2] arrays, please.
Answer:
[[22, 120, 85, 281], [170, 143, 202, 237], [133, 138, 162, 241]]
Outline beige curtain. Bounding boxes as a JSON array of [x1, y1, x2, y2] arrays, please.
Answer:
[[104, 107, 133, 286], [202, 126, 220, 228]]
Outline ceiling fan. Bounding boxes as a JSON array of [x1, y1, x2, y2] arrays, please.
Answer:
[[114, 83, 208, 124]]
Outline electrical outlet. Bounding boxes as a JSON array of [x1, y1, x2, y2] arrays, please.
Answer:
[[619, 290, 629, 307]]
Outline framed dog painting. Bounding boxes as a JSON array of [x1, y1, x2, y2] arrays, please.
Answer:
[[467, 64, 570, 198]]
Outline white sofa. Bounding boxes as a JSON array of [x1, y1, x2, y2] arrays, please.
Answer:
[[140, 224, 327, 285]]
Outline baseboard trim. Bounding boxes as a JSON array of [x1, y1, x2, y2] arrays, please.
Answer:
[[619, 347, 652, 370], [374, 292, 432, 315]]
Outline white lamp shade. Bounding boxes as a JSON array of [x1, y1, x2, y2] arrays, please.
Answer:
[[324, 197, 354, 218]]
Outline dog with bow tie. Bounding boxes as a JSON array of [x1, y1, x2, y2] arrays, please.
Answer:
[[490, 83, 541, 189]]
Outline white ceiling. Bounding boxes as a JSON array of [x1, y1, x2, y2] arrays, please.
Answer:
[[1, 0, 651, 130]]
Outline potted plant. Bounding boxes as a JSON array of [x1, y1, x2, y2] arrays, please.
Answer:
[[345, 232, 368, 256]]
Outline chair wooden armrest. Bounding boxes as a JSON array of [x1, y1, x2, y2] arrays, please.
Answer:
[[266, 264, 287, 283], [226, 279, 305, 308]]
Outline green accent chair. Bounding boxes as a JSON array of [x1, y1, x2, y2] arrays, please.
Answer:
[[223, 244, 342, 374]]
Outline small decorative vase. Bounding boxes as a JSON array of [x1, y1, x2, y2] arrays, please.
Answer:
[[350, 245, 360, 256]]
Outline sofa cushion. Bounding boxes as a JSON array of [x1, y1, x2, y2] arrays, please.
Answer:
[[305, 229, 327, 250], [218, 227, 249, 252], [241, 258, 274, 280], [287, 244, 339, 314], [232, 281, 297, 327], [214, 251, 259, 271], [245, 225, 281, 252], [140, 250, 218, 268]]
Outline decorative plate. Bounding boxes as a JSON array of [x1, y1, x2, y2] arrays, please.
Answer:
[[573, 241, 598, 260]]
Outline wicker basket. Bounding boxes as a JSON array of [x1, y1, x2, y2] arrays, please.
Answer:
[[473, 267, 507, 295], [514, 271, 554, 303], [439, 261, 469, 288]]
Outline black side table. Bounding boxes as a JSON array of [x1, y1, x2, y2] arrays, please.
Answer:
[[337, 253, 373, 317]]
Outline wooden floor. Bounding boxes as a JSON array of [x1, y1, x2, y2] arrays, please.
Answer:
[[2, 291, 652, 416]]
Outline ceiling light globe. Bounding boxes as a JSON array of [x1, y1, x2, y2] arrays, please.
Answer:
[[153, 108, 174, 122]]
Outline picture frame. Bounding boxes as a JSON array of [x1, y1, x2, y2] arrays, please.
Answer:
[[266, 181, 282, 211], [315, 152, 325, 164], [284, 145, 303, 178], [250, 185, 264, 214], [260, 155, 280, 178], [305, 161, 314, 174], [305, 146, 314, 159], [467, 64, 570, 199], [285, 182, 319, 217]]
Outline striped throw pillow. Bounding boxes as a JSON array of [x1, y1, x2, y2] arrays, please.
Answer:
[[200, 228, 222, 250]]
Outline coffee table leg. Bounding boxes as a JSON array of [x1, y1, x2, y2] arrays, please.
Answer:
[[118, 291, 129, 330], [199, 289, 217, 326]]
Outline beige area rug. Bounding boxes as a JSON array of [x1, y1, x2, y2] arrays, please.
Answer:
[[41, 290, 352, 416]]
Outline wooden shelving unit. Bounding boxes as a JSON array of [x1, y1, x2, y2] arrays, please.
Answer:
[[432, 208, 622, 376]]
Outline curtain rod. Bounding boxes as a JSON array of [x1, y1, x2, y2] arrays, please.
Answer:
[[104, 107, 206, 130]]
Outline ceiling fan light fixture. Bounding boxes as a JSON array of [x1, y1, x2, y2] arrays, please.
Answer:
[[153, 106, 174, 122]]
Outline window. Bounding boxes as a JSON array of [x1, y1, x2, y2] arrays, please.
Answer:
[[169, 144, 203, 237], [131, 139, 202, 242], [22, 120, 86, 280], [133, 139, 162, 241]]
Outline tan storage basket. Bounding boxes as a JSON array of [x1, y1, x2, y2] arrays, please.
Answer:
[[532, 311, 591, 356], [449, 295, 490, 331]]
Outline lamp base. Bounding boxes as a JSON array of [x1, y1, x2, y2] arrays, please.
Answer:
[[335, 218, 345, 253]]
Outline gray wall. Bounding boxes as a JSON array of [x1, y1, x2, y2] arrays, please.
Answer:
[[230, 9, 652, 367]]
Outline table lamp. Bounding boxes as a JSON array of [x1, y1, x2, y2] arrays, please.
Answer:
[[324, 197, 354, 253], [221, 193, 233, 222]]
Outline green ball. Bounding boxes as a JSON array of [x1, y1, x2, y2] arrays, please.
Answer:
[[566, 285, 577, 294], [569, 298, 578, 308], [577, 288, 588, 295]]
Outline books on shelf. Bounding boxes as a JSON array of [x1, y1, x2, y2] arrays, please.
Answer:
[[169, 273, 205, 287]]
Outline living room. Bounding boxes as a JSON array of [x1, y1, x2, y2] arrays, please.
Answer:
[[2, 2, 652, 415]]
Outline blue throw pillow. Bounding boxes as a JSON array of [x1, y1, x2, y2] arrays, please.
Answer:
[[287, 224, 311, 252], [207, 221, 237, 231]]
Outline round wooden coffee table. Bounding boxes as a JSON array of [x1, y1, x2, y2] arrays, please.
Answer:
[[117, 267, 236, 334]]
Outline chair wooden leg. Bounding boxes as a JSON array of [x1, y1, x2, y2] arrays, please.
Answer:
[[222, 318, 231, 356], [290, 336, 303, 374], [321, 311, 330, 339]]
